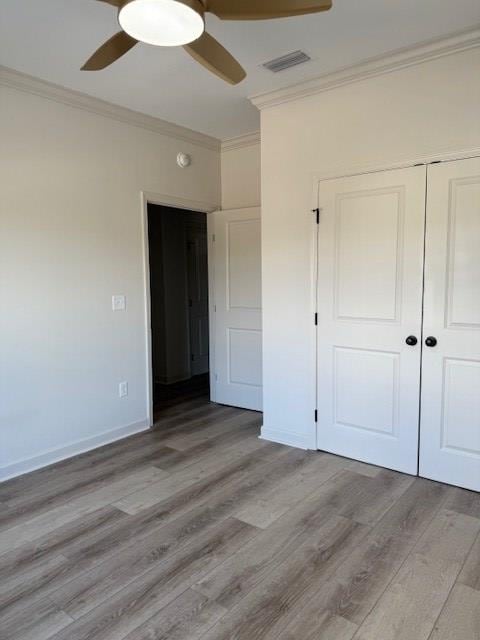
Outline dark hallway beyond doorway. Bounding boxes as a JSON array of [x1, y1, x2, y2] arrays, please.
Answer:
[[147, 204, 210, 417]]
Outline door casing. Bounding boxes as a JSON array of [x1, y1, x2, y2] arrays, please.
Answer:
[[141, 191, 218, 427]]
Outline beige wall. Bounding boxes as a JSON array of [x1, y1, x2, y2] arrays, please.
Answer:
[[0, 82, 220, 479], [221, 141, 261, 210], [259, 46, 480, 448]]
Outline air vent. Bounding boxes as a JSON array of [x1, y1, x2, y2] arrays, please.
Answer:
[[263, 50, 311, 73]]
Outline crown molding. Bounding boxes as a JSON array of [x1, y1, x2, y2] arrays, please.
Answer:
[[0, 65, 220, 151], [250, 25, 480, 110], [221, 131, 261, 152]]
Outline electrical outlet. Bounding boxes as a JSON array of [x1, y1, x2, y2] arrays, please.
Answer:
[[112, 295, 126, 311], [119, 381, 128, 398]]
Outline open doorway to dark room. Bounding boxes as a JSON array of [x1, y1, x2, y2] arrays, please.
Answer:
[[147, 204, 210, 420]]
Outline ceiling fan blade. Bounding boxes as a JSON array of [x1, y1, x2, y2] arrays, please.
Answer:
[[207, 0, 332, 20], [81, 31, 138, 70], [184, 32, 246, 85]]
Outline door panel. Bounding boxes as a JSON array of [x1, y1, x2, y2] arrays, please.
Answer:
[[334, 347, 400, 437], [227, 219, 262, 310], [420, 157, 480, 491], [317, 166, 426, 474], [335, 188, 404, 322], [212, 208, 262, 410]]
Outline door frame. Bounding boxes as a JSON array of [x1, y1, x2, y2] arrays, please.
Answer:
[[312, 147, 480, 451], [141, 191, 218, 427]]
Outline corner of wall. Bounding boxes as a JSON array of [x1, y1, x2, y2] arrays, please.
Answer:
[[220, 132, 261, 210]]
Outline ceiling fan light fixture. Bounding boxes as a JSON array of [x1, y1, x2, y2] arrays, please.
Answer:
[[118, 0, 204, 47]]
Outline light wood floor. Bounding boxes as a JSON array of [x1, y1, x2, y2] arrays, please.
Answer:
[[1, 397, 479, 640]]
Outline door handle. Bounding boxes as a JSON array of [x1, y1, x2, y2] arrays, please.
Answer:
[[425, 336, 438, 347], [405, 335, 418, 346]]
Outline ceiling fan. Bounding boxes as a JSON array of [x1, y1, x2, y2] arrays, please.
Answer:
[[82, 0, 332, 84]]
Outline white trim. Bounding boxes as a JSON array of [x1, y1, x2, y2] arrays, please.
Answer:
[[141, 191, 218, 421], [0, 419, 149, 482], [0, 65, 220, 151], [141, 192, 154, 429], [250, 26, 480, 110], [311, 148, 480, 185], [142, 191, 219, 215], [312, 180, 321, 450], [207, 213, 218, 402], [221, 132, 261, 152], [260, 427, 314, 450]]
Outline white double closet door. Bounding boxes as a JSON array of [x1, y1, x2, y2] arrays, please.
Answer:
[[317, 157, 480, 491]]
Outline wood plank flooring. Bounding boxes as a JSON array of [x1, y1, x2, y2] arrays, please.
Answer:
[[1, 396, 479, 640]]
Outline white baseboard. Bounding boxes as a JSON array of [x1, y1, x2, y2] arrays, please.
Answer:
[[0, 418, 150, 483], [260, 426, 314, 450]]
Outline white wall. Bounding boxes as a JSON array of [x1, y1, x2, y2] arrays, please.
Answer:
[[259, 47, 480, 449], [221, 139, 261, 210], [0, 81, 220, 479]]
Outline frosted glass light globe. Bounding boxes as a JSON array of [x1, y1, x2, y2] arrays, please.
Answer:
[[119, 0, 204, 47]]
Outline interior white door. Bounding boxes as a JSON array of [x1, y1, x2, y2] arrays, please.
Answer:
[[211, 207, 262, 411], [186, 221, 209, 376], [420, 157, 480, 491], [316, 166, 426, 474]]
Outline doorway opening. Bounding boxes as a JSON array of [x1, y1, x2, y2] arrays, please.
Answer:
[[147, 204, 210, 421]]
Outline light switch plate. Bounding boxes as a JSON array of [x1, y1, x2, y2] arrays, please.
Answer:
[[119, 381, 128, 398], [112, 295, 126, 311]]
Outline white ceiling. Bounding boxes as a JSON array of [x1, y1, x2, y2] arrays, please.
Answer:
[[1, 1, 479, 139]]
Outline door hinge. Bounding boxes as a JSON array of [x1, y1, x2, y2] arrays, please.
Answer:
[[314, 312, 318, 326], [314, 409, 318, 423], [311, 208, 320, 224], [212, 234, 216, 242]]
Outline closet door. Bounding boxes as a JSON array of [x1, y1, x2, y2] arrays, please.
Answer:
[[420, 157, 480, 491], [317, 166, 426, 474]]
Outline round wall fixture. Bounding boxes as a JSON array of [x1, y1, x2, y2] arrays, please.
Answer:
[[177, 152, 192, 168]]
